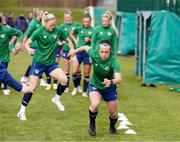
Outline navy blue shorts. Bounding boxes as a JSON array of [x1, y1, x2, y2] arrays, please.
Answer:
[[88, 84, 117, 102], [76, 51, 92, 65], [1, 62, 9, 69], [56, 46, 62, 58], [62, 50, 70, 60], [29, 63, 58, 78]]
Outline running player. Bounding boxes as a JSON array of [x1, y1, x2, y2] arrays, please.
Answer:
[[17, 12, 74, 121], [59, 9, 82, 93], [20, 8, 48, 87], [68, 40, 122, 136], [70, 13, 93, 97], [0, 15, 23, 95]]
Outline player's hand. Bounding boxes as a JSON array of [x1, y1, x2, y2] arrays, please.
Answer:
[[68, 49, 75, 58], [84, 37, 91, 43], [102, 78, 112, 87]]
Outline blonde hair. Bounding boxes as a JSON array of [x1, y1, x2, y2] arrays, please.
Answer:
[[64, 9, 72, 15], [41, 12, 56, 27], [33, 8, 43, 18]]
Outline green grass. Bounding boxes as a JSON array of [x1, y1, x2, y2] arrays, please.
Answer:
[[0, 52, 180, 141]]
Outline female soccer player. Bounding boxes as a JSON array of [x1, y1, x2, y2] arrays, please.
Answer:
[[0, 15, 23, 95], [70, 13, 93, 97], [59, 10, 82, 93], [91, 12, 118, 55], [68, 40, 122, 136], [17, 12, 74, 121], [20, 8, 48, 87]]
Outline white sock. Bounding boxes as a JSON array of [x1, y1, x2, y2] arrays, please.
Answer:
[[54, 94, 60, 100], [19, 105, 26, 113]]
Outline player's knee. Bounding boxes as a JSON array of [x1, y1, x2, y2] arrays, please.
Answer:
[[110, 111, 118, 119]]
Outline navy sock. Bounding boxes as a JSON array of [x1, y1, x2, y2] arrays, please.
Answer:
[[46, 73, 51, 84], [77, 72, 81, 86], [22, 92, 33, 106], [83, 76, 89, 92], [89, 109, 98, 124], [109, 116, 118, 127], [56, 84, 67, 96], [54, 79, 57, 84], [72, 74, 78, 88], [25, 65, 31, 77]]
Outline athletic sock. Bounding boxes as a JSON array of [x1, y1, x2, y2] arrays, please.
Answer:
[[22, 92, 33, 107], [83, 76, 90, 92], [72, 74, 78, 88]]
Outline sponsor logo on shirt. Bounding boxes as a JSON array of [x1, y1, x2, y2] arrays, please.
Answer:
[[108, 32, 112, 36], [0, 34, 6, 38], [64, 28, 67, 31], [43, 35, 47, 38], [53, 34, 57, 39], [72, 27, 75, 30], [95, 63, 98, 66], [100, 32, 103, 35], [88, 31, 92, 35], [81, 30, 84, 34]]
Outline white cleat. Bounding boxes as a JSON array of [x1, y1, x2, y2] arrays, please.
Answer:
[[3, 89, 10, 96], [53, 84, 58, 90], [40, 79, 48, 87], [64, 87, 69, 93], [71, 88, 77, 96], [78, 85, 83, 93], [45, 84, 51, 90], [52, 97, 65, 111], [20, 76, 29, 83], [17, 111, 27, 121], [82, 92, 88, 97]]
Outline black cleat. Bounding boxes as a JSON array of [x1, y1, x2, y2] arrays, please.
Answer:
[[109, 125, 117, 134], [89, 123, 96, 136]]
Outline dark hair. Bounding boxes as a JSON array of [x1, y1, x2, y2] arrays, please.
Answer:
[[84, 13, 91, 21], [99, 40, 113, 48]]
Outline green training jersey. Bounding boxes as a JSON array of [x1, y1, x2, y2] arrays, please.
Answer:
[[0, 25, 23, 62], [30, 26, 68, 65], [25, 18, 41, 48], [91, 25, 118, 55], [59, 21, 80, 51], [73, 26, 94, 48], [87, 48, 121, 89]]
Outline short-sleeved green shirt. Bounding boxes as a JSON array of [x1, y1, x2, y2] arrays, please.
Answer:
[[30, 26, 68, 65], [73, 26, 94, 47], [91, 25, 118, 55], [59, 21, 80, 51], [0, 25, 23, 62], [24, 18, 41, 48], [87, 48, 121, 89]]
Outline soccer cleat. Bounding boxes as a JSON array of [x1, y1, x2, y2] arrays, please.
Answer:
[[40, 79, 48, 87], [17, 111, 27, 121], [89, 122, 96, 136], [109, 125, 117, 134], [64, 87, 69, 93], [45, 84, 51, 90], [52, 97, 65, 111], [78, 85, 83, 93], [82, 92, 88, 97], [2, 89, 10, 96], [53, 83, 58, 90], [71, 88, 77, 96], [20, 76, 29, 83]]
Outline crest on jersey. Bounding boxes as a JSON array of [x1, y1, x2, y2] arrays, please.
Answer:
[[108, 32, 112, 36], [43, 35, 47, 38], [34, 69, 39, 74], [65, 28, 67, 31], [95, 63, 98, 66], [53, 34, 57, 39], [100, 32, 103, 35], [104, 66, 110, 71], [0, 34, 5, 38], [81, 30, 84, 34], [72, 27, 75, 30]]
